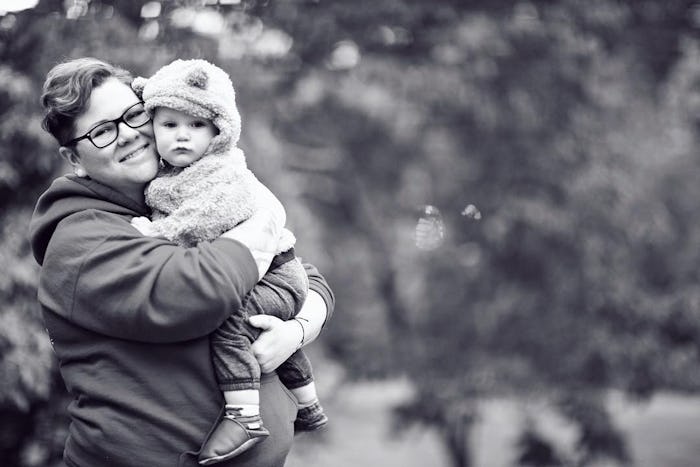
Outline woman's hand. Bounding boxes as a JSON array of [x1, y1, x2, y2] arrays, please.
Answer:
[[248, 315, 303, 374], [131, 216, 157, 236], [248, 290, 328, 373], [221, 184, 286, 280]]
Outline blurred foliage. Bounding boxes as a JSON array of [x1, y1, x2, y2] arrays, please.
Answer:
[[1, 1, 700, 466]]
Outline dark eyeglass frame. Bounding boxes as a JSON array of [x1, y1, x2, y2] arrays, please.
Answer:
[[63, 101, 150, 149]]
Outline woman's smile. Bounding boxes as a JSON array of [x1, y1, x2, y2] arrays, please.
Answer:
[[118, 142, 151, 163]]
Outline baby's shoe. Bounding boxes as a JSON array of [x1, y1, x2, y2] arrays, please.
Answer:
[[198, 405, 270, 465], [294, 400, 328, 432]]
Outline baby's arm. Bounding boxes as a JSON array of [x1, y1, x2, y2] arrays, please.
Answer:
[[153, 187, 255, 245], [131, 191, 251, 245], [139, 169, 288, 248], [146, 167, 261, 245]]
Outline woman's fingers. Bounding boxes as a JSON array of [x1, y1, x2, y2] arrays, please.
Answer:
[[249, 315, 301, 373]]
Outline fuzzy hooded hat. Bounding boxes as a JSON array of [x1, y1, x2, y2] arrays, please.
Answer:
[[132, 59, 241, 157]]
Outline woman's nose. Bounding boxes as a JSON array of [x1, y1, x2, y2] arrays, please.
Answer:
[[116, 121, 139, 146]]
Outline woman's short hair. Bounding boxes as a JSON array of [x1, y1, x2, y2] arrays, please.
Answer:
[[41, 58, 133, 146]]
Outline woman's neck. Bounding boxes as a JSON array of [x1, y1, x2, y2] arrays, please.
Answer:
[[120, 186, 146, 206]]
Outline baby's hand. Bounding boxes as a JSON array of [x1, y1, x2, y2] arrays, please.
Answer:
[[131, 216, 158, 236]]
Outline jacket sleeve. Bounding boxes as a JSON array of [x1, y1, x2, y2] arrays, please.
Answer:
[[38, 209, 259, 343], [303, 262, 335, 327]]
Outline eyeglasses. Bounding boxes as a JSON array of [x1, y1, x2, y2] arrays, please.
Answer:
[[64, 102, 150, 149]]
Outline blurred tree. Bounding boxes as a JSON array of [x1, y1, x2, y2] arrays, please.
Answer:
[[248, 1, 700, 465]]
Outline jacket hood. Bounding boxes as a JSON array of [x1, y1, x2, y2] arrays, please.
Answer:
[[133, 59, 241, 158], [29, 175, 148, 265]]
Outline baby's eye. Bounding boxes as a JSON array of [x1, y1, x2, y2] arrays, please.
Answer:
[[191, 121, 208, 128], [161, 122, 176, 128]]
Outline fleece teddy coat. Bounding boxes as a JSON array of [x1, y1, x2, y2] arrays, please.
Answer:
[[136, 59, 316, 391], [29, 175, 335, 467]]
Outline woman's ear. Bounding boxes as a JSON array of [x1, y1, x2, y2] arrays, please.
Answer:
[[59, 146, 79, 166], [59, 146, 87, 177]]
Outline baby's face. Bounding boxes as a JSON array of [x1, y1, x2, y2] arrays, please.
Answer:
[[152, 107, 218, 167]]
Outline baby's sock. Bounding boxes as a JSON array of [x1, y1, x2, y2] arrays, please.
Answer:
[[225, 404, 260, 417], [290, 382, 319, 408], [223, 389, 261, 421], [224, 389, 259, 406]]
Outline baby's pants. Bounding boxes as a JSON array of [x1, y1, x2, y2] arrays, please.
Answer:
[[211, 249, 315, 392]]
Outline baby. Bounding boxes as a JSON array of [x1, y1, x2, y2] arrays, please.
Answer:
[[130, 59, 327, 465]]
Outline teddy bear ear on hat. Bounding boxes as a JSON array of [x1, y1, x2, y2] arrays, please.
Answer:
[[186, 68, 208, 90], [131, 76, 148, 99]]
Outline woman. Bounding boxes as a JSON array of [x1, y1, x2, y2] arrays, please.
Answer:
[[29, 58, 334, 467]]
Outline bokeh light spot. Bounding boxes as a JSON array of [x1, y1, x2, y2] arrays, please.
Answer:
[[415, 205, 445, 251], [462, 204, 482, 220]]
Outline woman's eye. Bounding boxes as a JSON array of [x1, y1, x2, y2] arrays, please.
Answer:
[[92, 126, 111, 138], [126, 110, 146, 120]]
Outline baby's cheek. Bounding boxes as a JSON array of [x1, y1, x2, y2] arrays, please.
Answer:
[[154, 139, 170, 160], [152, 130, 165, 148]]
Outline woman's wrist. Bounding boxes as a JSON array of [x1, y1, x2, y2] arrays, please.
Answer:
[[294, 290, 326, 344], [292, 316, 309, 350]]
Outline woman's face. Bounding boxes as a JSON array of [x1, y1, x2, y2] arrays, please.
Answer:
[[65, 78, 159, 200]]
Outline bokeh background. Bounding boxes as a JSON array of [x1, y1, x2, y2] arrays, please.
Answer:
[[2, 1, 700, 466]]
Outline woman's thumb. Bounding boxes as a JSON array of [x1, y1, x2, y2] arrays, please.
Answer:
[[247, 315, 272, 330]]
